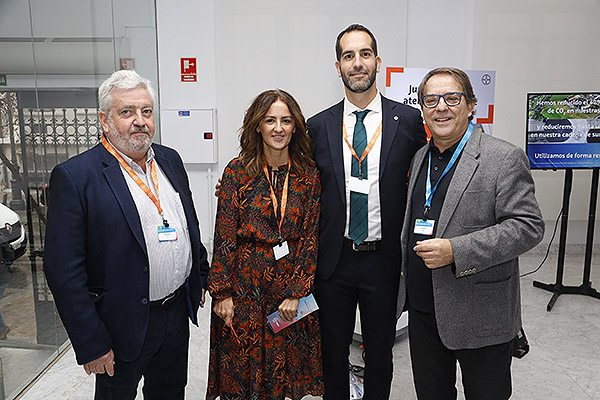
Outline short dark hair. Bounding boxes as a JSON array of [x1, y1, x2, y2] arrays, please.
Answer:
[[335, 24, 378, 61], [417, 67, 478, 120]]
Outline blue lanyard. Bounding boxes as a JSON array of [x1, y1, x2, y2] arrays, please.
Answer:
[[424, 122, 473, 219]]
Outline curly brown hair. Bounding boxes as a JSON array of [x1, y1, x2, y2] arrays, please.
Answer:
[[238, 89, 315, 176]]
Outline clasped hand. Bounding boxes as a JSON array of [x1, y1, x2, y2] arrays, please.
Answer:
[[213, 297, 235, 326], [214, 296, 300, 325], [413, 238, 454, 269], [278, 298, 300, 322], [83, 349, 115, 376]]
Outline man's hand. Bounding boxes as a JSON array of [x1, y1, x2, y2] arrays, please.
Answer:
[[278, 298, 300, 322], [83, 349, 115, 376], [200, 288, 206, 308], [214, 296, 234, 326], [414, 238, 454, 269], [214, 177, 222, 197]]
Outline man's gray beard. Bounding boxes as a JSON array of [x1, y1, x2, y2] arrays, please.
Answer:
[[107, 120, 151, 155]]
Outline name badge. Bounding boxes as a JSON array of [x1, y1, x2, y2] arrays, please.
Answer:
[[273, 241, 289, 260], [158, 226, 178, 242], [349, 176, 370, 195], [414, 219, 435, 236]]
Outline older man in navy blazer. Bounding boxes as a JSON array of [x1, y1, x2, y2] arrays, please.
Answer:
[[307, 24, 427, 399], [44, 70, 208, 399], [399, 67, 544, 399]]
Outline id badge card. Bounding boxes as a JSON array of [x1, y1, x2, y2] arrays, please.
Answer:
[[158, 226, 178, 242], [273, 241, 289, 260], [348, 176, 370, 195], [414, 219, 435, 236]]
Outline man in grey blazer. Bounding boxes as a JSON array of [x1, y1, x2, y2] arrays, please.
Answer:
[[398, 67, 544, 399]]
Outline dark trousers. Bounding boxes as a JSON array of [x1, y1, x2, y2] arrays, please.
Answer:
[[95, 294, 190, 400], [408, 308, 513, 400], [315, 246, 399, 400]]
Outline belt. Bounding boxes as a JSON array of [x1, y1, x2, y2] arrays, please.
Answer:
[[343, 238, 381, 252], [150, 286, 183, 308]]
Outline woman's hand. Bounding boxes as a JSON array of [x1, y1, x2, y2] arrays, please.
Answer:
[[214, 177, 222, 197], [213, 297, 235, 326], [278, 297, 300, 322]]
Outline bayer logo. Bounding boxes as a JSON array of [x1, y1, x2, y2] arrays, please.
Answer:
[[481, 74, 492, 86]]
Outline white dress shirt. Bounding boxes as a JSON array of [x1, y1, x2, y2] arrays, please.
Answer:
[[110, 142, 193, 300], [342, 92, 383, 241]]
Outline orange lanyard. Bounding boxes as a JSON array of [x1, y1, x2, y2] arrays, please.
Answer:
[[101, 135, 168, 226], [342, 120, 382, 172], [262, 159, 290, 242]]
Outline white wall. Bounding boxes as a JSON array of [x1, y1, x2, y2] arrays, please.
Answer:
[[214, 0, 411, 166], [209, 0, 600, 245], [469, 0, 600, 243], [4, 0, 600, 245], [155, 0, 218, 248]]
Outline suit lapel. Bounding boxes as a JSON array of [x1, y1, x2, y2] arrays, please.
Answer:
[[326, 101, 346, 204], [153, 146, 194, 222], [436, 130, 481, 237], [403, 146, 428, 245], [153, 146, 181, 194], [153, 146, 200, 241], [101, 146, 147, 254], [379, 96, 400, 178], [407, 146, 428, 206]]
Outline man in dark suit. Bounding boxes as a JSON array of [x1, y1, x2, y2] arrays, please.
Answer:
[[399, 67, 544, 399], [307, 24, 427, 399], [43, 70, 209, 399]]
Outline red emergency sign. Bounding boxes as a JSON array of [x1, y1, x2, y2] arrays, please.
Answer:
[[181, 58, 197, 82]]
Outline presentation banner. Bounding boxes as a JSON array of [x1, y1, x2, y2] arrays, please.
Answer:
[[526, 93, 600, 169], [384, 67, 496, 135]]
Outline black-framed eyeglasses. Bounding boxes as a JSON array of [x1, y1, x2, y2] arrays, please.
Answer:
[[421, 92, 465, 108]]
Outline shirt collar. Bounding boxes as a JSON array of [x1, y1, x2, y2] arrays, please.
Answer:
[[343, 90, 382, 117], [429, 137, 461, 157]]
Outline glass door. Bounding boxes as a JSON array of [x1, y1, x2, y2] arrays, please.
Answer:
[[0, 1, 158, 397]]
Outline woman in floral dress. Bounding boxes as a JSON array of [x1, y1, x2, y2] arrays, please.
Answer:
[[206, 89, 323, 400]]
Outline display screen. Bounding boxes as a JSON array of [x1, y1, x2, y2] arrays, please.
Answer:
[[526, 93, 600, 169]]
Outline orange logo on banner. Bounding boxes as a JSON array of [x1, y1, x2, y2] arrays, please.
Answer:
[[386, 66, 404, 87], [181, 58, 197, 82], [476, 105, 494, 124]]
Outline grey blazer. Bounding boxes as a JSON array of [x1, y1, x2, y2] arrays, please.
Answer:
[[397, 129, 545, 350]]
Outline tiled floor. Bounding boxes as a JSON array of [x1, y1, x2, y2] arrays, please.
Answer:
[[0, 252, 66, 399], [11, 244, 600, 399]]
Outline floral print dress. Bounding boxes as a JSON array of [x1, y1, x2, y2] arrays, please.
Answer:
[[206, 158, 323, 400]]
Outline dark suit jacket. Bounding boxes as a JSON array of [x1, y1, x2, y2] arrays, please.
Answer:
[[398, 130, 544, 350], [43, 143, 209, 365], [307, 96, 427, 280]]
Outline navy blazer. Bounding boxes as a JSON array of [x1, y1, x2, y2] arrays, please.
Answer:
[[307, 96, 427, 280], [43, 143, 208, 365]]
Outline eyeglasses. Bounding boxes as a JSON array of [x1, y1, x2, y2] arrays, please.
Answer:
[[421, 92, 465, 108]]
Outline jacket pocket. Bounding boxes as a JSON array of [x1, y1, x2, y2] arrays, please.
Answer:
[[473, 277, 516, 337], [457, 190, 494, 228]]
